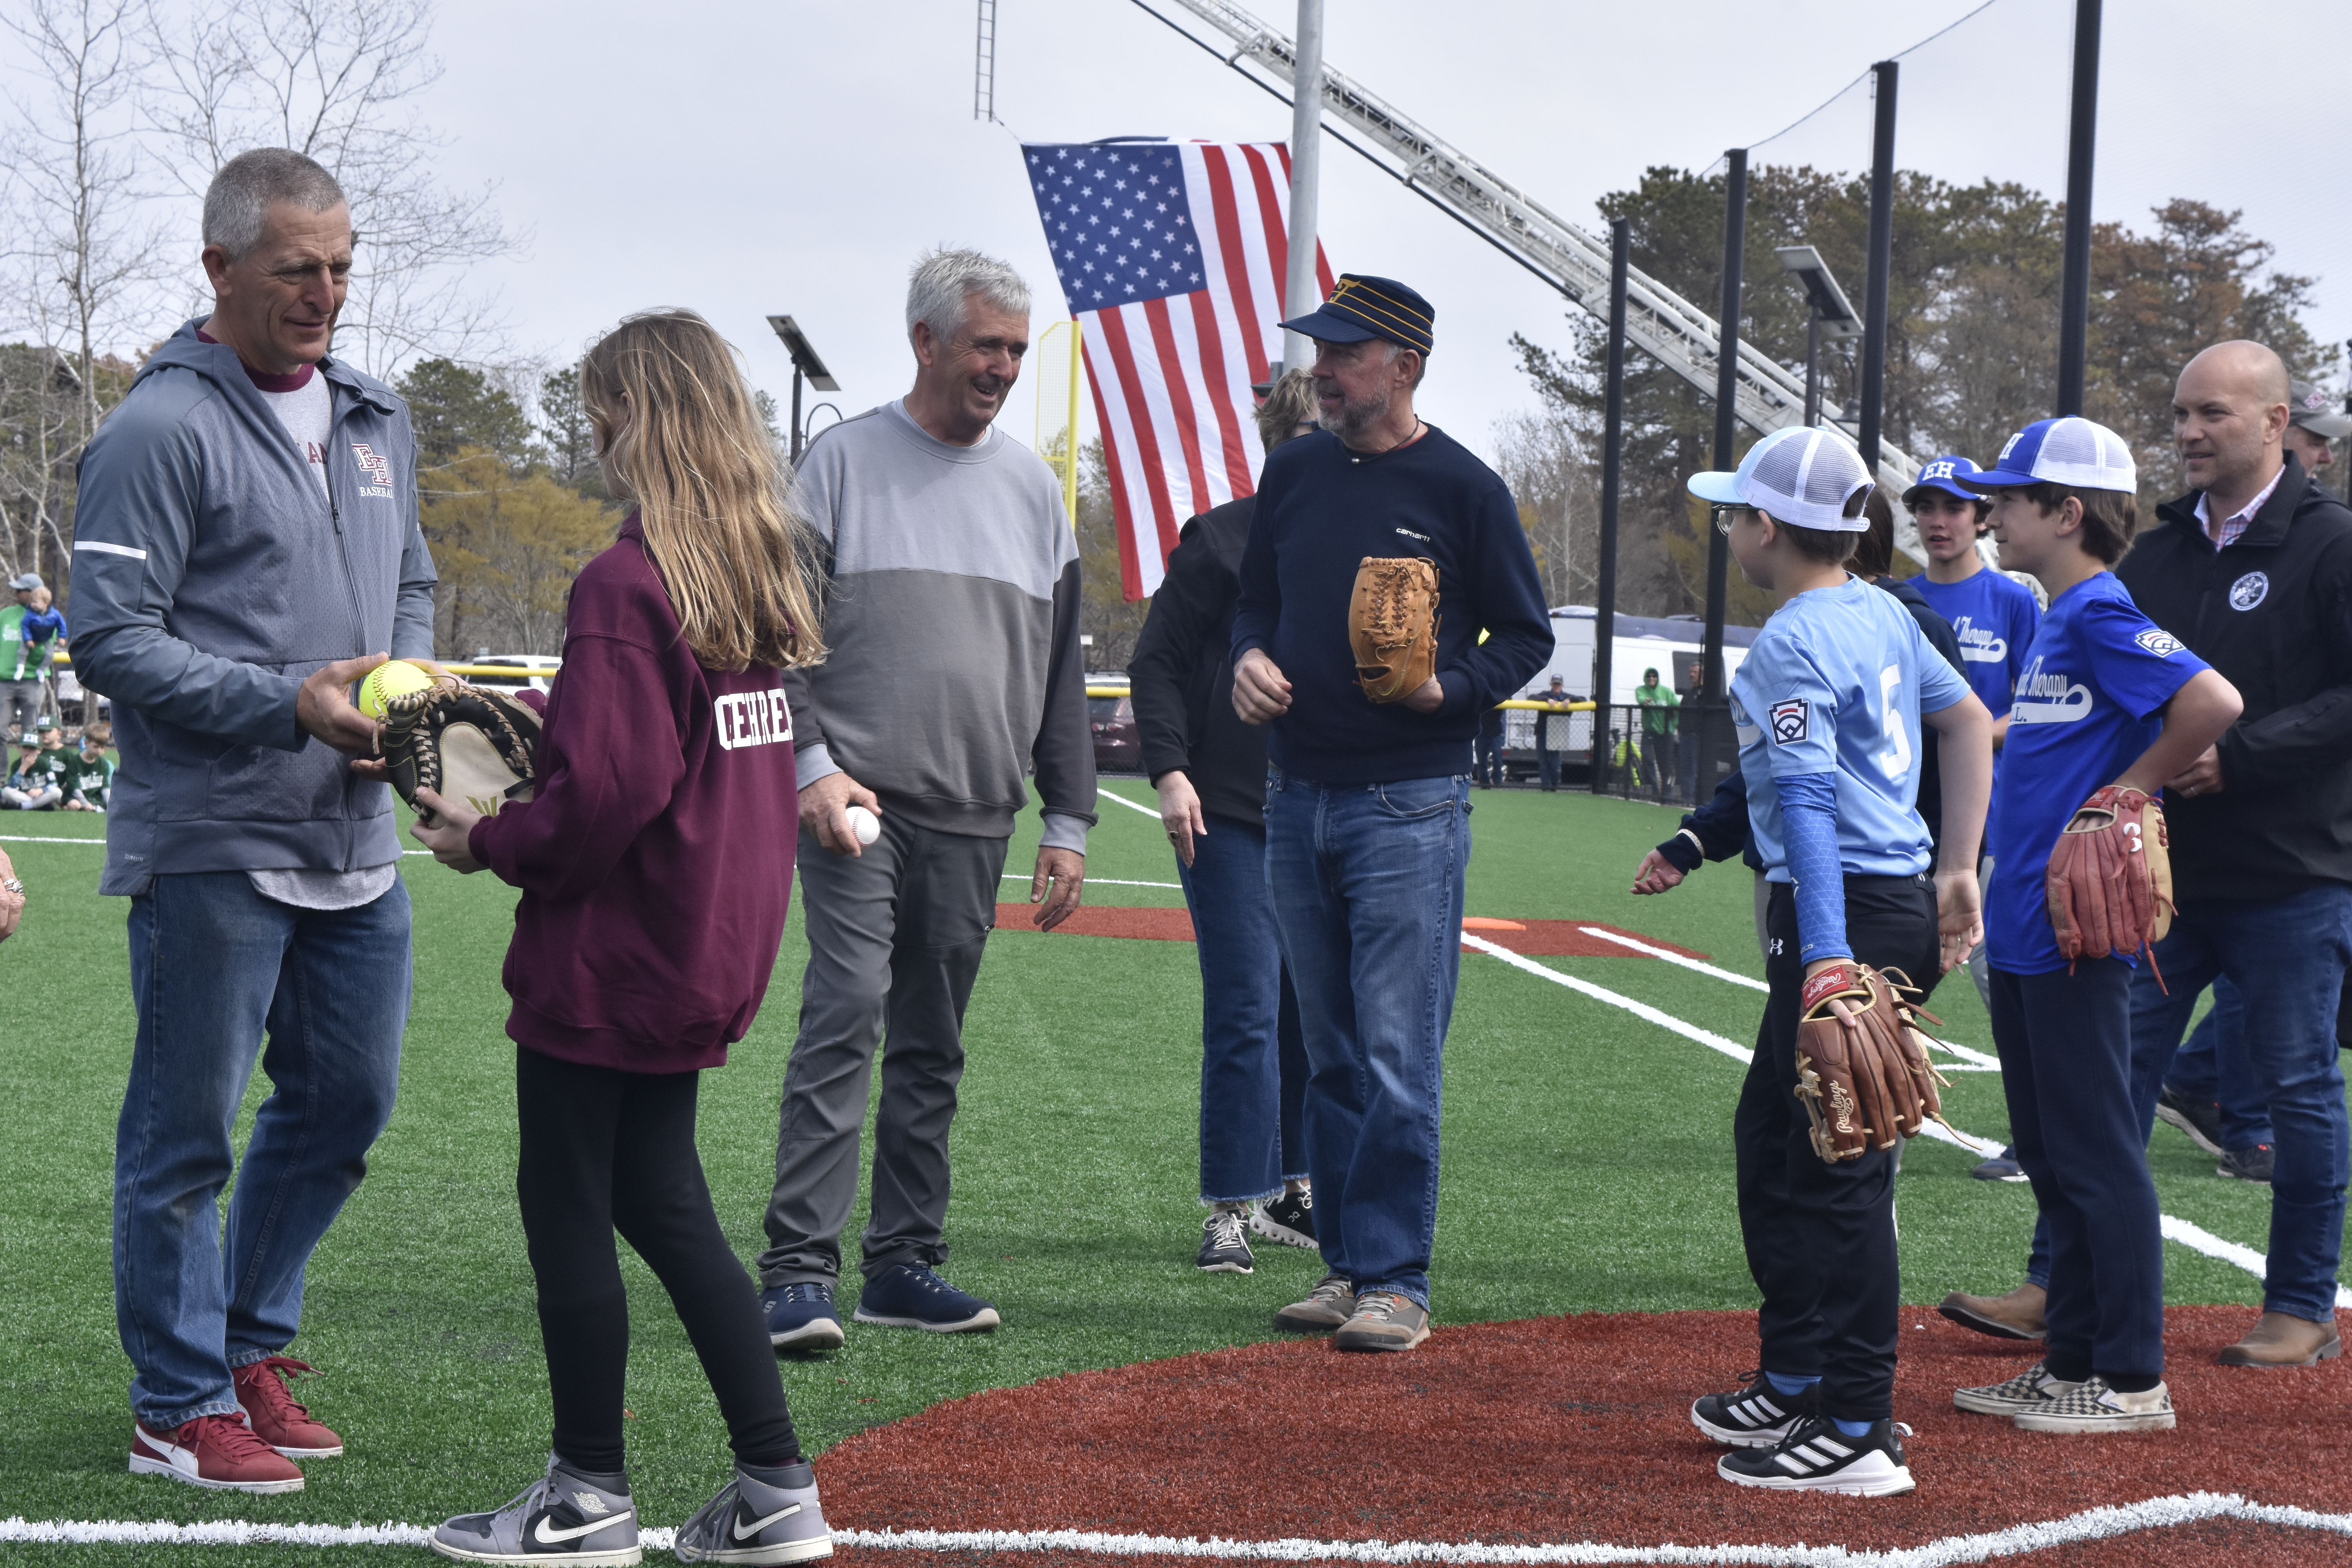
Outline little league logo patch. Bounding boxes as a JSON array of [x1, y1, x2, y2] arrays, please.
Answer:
[[1769, 698, 1808, 745], [2229, 571, 2270, 612], [2134, 628, 2184, 657]]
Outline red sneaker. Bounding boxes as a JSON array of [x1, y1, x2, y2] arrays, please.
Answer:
[[130, 1412, 305, 1493], [233, 1356, 344, 1458]]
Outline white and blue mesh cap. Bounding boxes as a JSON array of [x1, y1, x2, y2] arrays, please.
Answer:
[[1686, 426, 1875, 532], [1958, 416, 2138, 494]]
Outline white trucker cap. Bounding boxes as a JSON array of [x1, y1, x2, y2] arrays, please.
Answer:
[[1686, 426, 1876, 532]]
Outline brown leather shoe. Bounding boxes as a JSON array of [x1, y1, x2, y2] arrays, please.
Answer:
[[1937, 1282, 2047, 1341], [2217, 1310, 2343, 1367]]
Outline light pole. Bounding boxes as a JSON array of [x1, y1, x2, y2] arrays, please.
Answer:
[[1773, 245, 1862, 428], [766, 315, 841, 464], [2056, 0, 2102, 416], [1281, 0, 1325, 376]]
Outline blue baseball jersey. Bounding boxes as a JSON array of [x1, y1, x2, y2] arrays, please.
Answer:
[[1985, 572, 2209, 975], [1911, 568, 2041, 718], [1733, 575, 1972, 882]]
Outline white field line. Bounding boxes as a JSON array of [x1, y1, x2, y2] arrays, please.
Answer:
[[1461, 933, 2352, 1302], [1574, 926, 2003, 1071], [0, 833, 104, 844], [6, 1493, 2350, 1563], [998, 874, 1183, 890], [1096, 788, 1168, 820]]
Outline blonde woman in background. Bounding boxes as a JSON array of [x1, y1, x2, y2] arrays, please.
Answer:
[[1128, 368, 1321, 1275]]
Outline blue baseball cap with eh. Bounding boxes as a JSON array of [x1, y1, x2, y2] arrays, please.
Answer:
[[1903, 455, 1985, 506]]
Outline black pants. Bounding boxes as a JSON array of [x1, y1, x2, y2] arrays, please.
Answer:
[[1733, 874, 1936, 1422], [516, 1048, 799, 1473], [1989, 961, 2163, 1388]]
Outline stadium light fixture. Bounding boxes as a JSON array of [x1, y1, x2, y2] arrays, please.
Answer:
[[767, 315, 841, 463], [1775, 245, 1860, 429]]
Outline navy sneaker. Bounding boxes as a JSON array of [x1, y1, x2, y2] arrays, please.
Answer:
[[2218, 1143, 2276, 1184], [762, 1282, 845, 1353], [853, 1265, 1000, 1333], [1252, 1190, 1316, 1250], [1970, 1145, 2026, 1182]]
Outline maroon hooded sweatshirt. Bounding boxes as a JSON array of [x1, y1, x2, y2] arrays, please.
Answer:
[[468, 514, 799, 1072]]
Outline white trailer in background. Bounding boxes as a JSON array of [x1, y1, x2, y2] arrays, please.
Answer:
[[1517, 607, 1757, 704]]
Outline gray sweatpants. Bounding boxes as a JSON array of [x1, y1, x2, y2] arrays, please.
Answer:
[[757, 816, 1009, 1287], [3, 679, 41, 742]]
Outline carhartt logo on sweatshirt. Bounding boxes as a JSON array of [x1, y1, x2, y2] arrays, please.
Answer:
[[716, 688, 793, 751]]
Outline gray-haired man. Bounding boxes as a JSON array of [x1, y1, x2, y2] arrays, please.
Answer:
[[73, 149, 435, 1492], [758, 248, 1096, 1348]]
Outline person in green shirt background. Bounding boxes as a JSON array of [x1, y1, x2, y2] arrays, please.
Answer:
[[3, 573, 44, 745], [1633, 666, 1680, 799], [63, 719, 114, 812]]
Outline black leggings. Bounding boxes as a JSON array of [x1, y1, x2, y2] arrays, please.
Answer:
[[516, 1048, 799, 1474]]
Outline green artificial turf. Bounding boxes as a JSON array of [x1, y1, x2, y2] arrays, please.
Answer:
[[0, 787, 2321, 1561]]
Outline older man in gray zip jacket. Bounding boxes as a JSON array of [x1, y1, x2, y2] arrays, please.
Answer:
[[71, 149, 435, 1496]]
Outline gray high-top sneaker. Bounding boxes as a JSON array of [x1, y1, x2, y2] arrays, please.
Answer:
[[672, 1459, 832, 1564], [429, 1456, 639, 1565]]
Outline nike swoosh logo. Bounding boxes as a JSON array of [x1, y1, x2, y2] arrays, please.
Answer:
[[534, 1509, 632, 1544], [735, 1503, 802, 1541]]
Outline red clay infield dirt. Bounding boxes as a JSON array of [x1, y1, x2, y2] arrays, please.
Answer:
[[994, 905, 1708, 960], [815, 1307, 2352, 1564]]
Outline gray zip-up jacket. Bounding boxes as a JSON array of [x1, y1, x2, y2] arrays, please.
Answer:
[[71, 322, 437, 895]]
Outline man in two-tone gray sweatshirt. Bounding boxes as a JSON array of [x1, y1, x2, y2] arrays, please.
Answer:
[[758, 249, 1096, 1347]]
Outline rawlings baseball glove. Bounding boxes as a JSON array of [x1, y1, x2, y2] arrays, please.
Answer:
[[1793, 962, 1953, 1162], [380, 679, 542, 825], [1349, 556, 1440, 703], [2045, 786, 2172, 968]]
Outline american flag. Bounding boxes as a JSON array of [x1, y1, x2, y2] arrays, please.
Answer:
[[1022, 140, 1332, 599]]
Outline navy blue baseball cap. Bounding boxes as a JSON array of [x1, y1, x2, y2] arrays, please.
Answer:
[[1902, 455, 1985, 507], [1278, 274, 1434, 355]]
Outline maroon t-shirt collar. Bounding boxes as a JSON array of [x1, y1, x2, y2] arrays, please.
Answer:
[[195, 327, 316, 394]]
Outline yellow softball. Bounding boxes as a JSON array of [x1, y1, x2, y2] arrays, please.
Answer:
[[357, 659, 434, 719]]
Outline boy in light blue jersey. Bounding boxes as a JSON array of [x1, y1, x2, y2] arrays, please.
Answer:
[[1681, 427, 1993, 1498], [1943, 417, 2242, 1435]]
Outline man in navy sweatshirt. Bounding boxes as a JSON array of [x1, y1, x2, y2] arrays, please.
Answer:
[[1232, 275, 1549, 1351]]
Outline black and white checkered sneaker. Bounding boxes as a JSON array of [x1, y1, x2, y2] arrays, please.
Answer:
[[1690, 1371, 1818, 1448], [2012, 1376, 2175, 1434], [1716, 1415, 1916, 1496], [1953, 1359, 2081, 1416]]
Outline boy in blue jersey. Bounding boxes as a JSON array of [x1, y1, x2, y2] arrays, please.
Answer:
[[1682, 427, 1994, 1497], [1947, 417, 2242, 1434]]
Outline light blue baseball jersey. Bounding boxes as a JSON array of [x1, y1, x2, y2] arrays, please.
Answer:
[[1733, 575, 1973, 882]]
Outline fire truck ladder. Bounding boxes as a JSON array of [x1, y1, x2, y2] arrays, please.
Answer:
[[1134, 0, 1931, 510]]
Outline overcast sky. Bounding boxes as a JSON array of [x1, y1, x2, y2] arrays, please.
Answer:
[[414, 0, 2348, 467]]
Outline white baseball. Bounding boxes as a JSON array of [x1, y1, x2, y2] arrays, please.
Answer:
[[844, 804, 880, 846]]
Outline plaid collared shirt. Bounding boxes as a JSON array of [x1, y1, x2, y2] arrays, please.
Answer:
[[2194, 463, 2286, 549]]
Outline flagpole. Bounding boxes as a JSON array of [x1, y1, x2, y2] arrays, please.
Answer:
[[1281, 0, 1325, 376]]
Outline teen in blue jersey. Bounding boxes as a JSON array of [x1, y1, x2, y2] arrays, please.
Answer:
[[1681, 427, 1993, 1497], [1945, 417, 2241, 1436], [1905, 456, 2041, 1019]]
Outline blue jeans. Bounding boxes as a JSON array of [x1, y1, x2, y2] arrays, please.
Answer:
[[1176, 814, 1307, 1203], [1264, 768, 1469, 1308], [2126, 890, 2352, 1320], [2164, 978, 2274, 1152], [114, 872, 411, 1428]]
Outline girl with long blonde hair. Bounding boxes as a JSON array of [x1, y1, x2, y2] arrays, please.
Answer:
[[412, 309, 833, 1567]]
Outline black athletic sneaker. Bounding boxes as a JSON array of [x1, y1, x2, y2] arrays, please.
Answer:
[[2156, 1087, 2227, 1158], [1196, 1208, 1254, 1274], [1716, 1416, 1916, 1496], [2218, 1143, 2276, 1184], [1252, 1190, 1316, 1250], [1690, 1371, 1819, 1448]]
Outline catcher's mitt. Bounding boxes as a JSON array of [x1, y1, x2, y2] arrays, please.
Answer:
[[1793, 962, 1954, 1162], [380, 678, 542, 825], [1348, 556, 1440, 703], [2045, 786, 2172, 967]]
